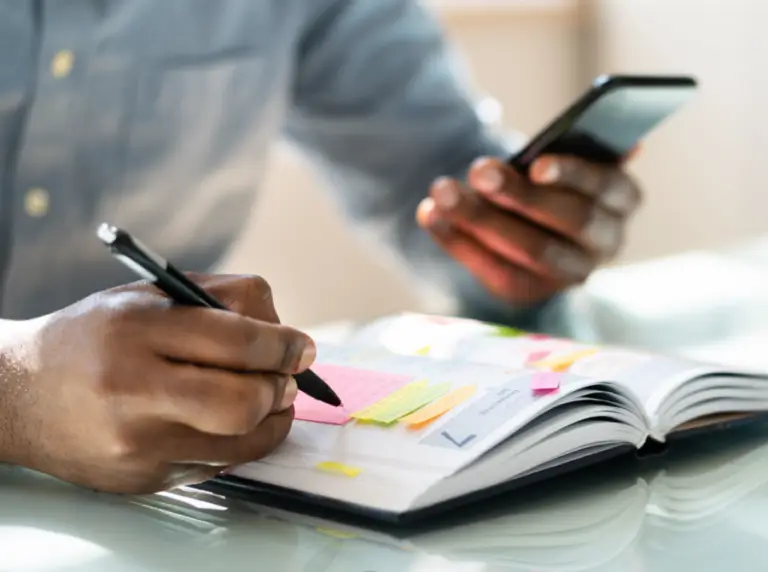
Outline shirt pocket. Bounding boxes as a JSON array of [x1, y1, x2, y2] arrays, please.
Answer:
[[125, 50, 267, 184], [117, 50, 275, 235]]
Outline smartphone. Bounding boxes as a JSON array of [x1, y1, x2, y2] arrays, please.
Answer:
[[509, 74, 698, 173]]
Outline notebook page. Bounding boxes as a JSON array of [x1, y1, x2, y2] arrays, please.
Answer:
[[229, 342, 602, 513], [350, 313, 732, 423]]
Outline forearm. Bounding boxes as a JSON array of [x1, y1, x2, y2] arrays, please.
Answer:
[[0, 319, 35, 465]]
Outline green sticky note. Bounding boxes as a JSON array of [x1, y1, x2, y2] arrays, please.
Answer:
[[369, 382, 452, 425], [352, 380, 430, 421], [493, 325, 525, 338]]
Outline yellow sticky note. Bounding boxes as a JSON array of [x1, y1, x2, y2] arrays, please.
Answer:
[[531, 348, 599, 372], [351, 380, 451, 424], [401, 384, 477, 428], [315, 462, 362, 478], [315, 527, 358, 539]]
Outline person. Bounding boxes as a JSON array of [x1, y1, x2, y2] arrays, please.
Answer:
[[0, 1, 640, 494]]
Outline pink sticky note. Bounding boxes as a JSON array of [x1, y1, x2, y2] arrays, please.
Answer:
[[531, 372, 562, 394], [294, 364, 413, 425], [526, 350, 551, 364]]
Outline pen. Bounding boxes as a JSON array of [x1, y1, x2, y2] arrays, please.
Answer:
[[96, 223, 342, 408]]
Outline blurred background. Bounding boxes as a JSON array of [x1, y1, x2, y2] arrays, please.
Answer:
[[217, 0, 763, 328]]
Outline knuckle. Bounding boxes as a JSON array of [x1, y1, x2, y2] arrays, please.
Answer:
[[218, 380, 267, 435], [277, 327, 307, 372], [242, 275, 272, 302], [104, 427, 141, 462]]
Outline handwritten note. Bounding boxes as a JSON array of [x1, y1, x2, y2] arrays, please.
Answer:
[[530, 348, 599, 372], [421, 382, 522, 451], [315, 461, 362, 478], [294, 364, 412, 425], [401, 384, 477, 428], [531, 372, 562, 394], [351, 380, 451, 424]]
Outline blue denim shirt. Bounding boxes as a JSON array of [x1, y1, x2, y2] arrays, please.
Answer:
[[0, 0, 574, 335]]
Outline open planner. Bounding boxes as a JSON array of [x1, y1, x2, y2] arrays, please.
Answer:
[[207, 312, 768, 522]]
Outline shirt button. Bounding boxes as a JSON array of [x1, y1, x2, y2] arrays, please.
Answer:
[[50, 50, 75, 78], [24, 188, 50, 218]]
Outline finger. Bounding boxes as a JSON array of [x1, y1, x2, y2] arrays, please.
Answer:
[[136, 362, 297, 435], [530, 155, 641, 215], [131, 306, 316, 373], [469, 157, 599, 242], [424, 181, 595, 283], [184, 273, 281, 323], [466, 157, 627, 258], [417, 199, 565, 304], [145, 410, 293, 467]]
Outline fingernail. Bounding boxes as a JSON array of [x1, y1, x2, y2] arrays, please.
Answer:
[[475, 165, 503, 192], [432, 178, 460, 210], [298, 338, 316, 371], [542, 243, 592, 280], [533, 159, 560, 184], [583, 210, 621, 252], [280, 377, 298, 411], [600, 178, 638, 213]]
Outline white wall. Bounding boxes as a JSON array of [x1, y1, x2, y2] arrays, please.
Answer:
[[584, 0, 762, 262]]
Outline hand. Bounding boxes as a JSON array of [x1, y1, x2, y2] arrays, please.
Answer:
[[416, 153, 641, 305], [0, 274, 316, 494]]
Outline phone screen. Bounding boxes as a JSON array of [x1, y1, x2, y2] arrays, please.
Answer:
[[511, 78, 697, 170]]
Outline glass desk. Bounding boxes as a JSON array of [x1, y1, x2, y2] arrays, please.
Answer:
[[6, 239, 768, 572]]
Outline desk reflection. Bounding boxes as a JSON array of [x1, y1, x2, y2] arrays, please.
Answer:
[[3, 426, 768, 571]]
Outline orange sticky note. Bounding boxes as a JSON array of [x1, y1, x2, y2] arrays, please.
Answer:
[[401, 385, 477, 428], [530, 348, 599, 372]]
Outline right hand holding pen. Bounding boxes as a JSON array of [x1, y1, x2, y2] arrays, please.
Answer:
[[0, 274, 316, 494]]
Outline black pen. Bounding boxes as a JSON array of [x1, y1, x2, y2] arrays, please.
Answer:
[[96, 223, 342, 407]]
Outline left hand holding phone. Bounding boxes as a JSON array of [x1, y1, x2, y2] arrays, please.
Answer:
[[416, 151, 641, 306], [0, 274, 315, 494]]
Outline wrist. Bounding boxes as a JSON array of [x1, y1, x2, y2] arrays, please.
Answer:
[[0, 318, 41, 465]]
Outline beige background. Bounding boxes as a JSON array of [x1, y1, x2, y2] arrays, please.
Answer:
[[220, 0, 765, 328]]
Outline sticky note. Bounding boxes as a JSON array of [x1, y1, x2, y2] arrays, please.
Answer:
[[527, 333, 551, 341], [531, 372, 562, 393], [401, 385, 477, 428], [294, 364, 412, 425], [315, 527, 358, 539], [492, 325, 525, 337], [530, 348, 599, 372], [351, 380, 451, 424], [315, 461, 362, 477], [525, 350, 551, 364]]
